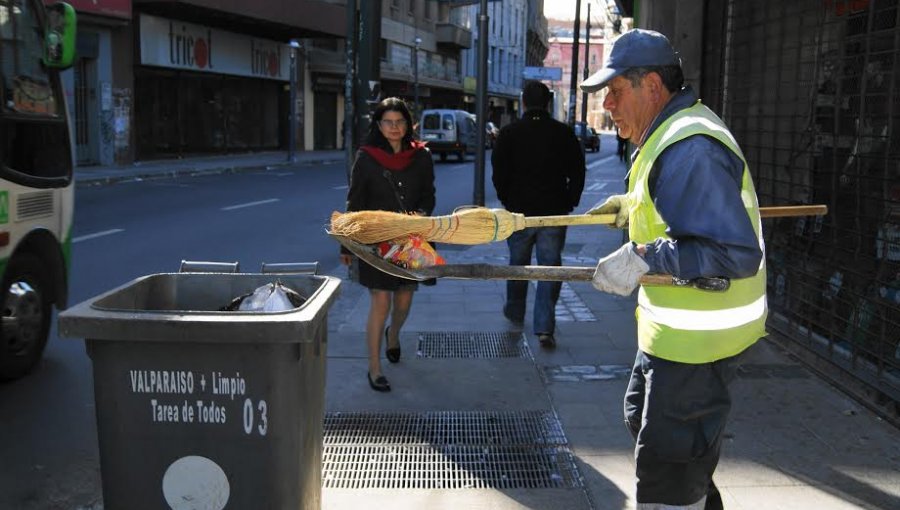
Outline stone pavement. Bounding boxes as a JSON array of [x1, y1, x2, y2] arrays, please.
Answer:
[[319, 224, 900, 510], [77, 150, 900, 509]]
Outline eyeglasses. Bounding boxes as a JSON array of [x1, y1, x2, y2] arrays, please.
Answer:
[[379, 119, 408, 128]]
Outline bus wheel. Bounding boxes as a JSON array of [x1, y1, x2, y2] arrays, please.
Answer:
[[0, 257, 51, 381]]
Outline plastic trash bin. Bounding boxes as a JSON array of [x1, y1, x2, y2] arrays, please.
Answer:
[[58, 271, 340, 510]]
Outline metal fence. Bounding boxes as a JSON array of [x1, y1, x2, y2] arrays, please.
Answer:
[[703, 0, 900, 415]]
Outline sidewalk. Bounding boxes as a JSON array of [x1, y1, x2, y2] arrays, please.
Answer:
[[318, 203, 900, 509], [73, 150, 346, 187]]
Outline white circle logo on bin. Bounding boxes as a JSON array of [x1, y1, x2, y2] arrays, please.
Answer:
[[162, 455, 230, 510]]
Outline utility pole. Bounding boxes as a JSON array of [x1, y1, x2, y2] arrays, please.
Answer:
[[473, 0, 489, 206], [343, 0, 357, 182], [579, 3, 590, 150], [414, 36, 421, 115], [356, 0, 382, 150], [288, 39, 299, 162], [567, 0, 581, 126]]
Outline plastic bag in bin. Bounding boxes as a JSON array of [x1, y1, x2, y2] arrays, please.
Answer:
[[220, 281, 307, 312]]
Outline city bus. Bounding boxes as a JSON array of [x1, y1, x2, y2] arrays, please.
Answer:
[[0, 1, 76, 380]]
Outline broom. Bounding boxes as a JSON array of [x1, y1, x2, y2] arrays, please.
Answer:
[[329, 204, 828, 245]]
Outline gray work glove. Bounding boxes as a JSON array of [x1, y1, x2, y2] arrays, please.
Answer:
[[592, 243, 650, 296], [586, 194, 630, 228]]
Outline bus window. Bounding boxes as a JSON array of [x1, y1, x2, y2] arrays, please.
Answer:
[[3, 119, 71, 181], [0, 0, 60, 116], [0, 0, 70, 185]]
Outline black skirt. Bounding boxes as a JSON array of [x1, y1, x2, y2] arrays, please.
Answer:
[[358, 258, 419, 291]]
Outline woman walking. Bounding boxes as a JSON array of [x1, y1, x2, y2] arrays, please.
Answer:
[[339, 97, 436, 392]]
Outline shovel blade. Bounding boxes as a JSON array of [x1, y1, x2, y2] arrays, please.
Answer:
[[331, 234, 433, 281], [329, 233, 594, 282]]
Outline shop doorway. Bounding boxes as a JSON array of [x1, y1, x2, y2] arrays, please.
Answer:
[[73, 44, 99, 165], [314, 92, 337, 150]]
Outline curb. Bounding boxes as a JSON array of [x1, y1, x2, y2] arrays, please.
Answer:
[[74, 158, 344, 188]]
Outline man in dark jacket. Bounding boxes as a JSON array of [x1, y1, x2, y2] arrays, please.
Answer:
[[491, 80, 585, 348]]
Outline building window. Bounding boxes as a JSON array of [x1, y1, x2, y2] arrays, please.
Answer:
[[409, 0, 415, 16], [425, 0, 435, 21]]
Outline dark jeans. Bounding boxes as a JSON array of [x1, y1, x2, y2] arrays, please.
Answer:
[[624, 349, 742, 508], [505, 226, 566, 335]]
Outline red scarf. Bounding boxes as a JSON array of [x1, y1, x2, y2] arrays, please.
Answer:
[[360, 140, 428, 171]]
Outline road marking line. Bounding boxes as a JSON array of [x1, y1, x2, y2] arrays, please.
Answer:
[[332, 185, 349, 190], [221, 198, 280, 211], [587, 155, 617, 170], [585, 182, 608, 191], [73, 229, 124, 243], [274, 172, 292, 177]]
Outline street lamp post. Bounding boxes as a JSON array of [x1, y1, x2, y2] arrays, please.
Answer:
[[287, 39, 300, 162], [413, 36, 422, 115]]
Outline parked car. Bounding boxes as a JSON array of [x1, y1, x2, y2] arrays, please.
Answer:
[[420, 109, 478, 161], [574, 122, 601, 152]]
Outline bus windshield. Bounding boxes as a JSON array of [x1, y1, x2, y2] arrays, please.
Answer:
[[0, 0, 72, 184]]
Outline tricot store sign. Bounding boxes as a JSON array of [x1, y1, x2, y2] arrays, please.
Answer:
[[139, 14, 290, 81]]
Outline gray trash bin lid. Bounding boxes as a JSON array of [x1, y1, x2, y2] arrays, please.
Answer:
[[59, 273, 341, 344]]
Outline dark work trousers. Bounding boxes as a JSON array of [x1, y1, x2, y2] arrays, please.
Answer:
[[504, 226, 567, 335], [624, 349, 744, 508]]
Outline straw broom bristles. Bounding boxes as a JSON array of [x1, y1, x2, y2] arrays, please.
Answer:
[[330, 208, 526, 244]]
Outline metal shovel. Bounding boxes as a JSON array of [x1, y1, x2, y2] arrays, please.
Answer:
[[331, 234, 730, 292]]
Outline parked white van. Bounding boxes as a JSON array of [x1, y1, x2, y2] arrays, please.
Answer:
[[419, 109, 478, 161]]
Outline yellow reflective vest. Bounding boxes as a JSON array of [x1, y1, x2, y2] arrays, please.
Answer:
[[627, 101, 767, 364]]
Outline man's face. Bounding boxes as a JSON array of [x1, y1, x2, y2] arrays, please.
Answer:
[[602, 75, 658, 142]]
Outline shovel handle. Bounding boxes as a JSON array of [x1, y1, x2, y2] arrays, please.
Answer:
[[424, 264, 728, 291], [522, 204, 828, 228]]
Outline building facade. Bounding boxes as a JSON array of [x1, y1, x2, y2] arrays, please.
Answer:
[[525, 0, 550, 67], [306, 1, 473, 150], [61, 1, 551, 163], [544, 35, 605, 127], [131, 0, 344, 160], [60, 0, 346, 165], [56, 0, 133, 166], [461, 0, 529, 126]]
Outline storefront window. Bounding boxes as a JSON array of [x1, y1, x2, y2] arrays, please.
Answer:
[[135, 70, 283, 159]]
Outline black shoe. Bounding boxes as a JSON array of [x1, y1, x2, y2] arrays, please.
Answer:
[[503, 304, 524, 325], [538, 334, 556, 349], [368, 372, 391, 392], [385, 326, 401, 363]]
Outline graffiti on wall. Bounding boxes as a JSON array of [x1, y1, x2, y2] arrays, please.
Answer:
[[113, 87, 131, 163]]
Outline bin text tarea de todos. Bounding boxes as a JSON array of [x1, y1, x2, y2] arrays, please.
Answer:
[[129, 369, 269, 435]]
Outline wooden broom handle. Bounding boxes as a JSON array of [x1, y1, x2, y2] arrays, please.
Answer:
[[523, 204, 827, 228]]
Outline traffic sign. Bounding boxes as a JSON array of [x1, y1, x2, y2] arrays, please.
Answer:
[[523, 66, 563, 82]]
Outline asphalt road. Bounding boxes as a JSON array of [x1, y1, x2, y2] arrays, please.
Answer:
[[0, 142, 616, 509]]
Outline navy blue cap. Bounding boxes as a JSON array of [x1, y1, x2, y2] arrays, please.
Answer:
[[580, 29, 680, 93]]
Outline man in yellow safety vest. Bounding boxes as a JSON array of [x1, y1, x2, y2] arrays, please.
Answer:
[[581, 29, 768, 510]]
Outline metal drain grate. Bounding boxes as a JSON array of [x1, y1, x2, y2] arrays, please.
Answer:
[[417, 331, 530, 359], [322, 411, 581, 489]]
